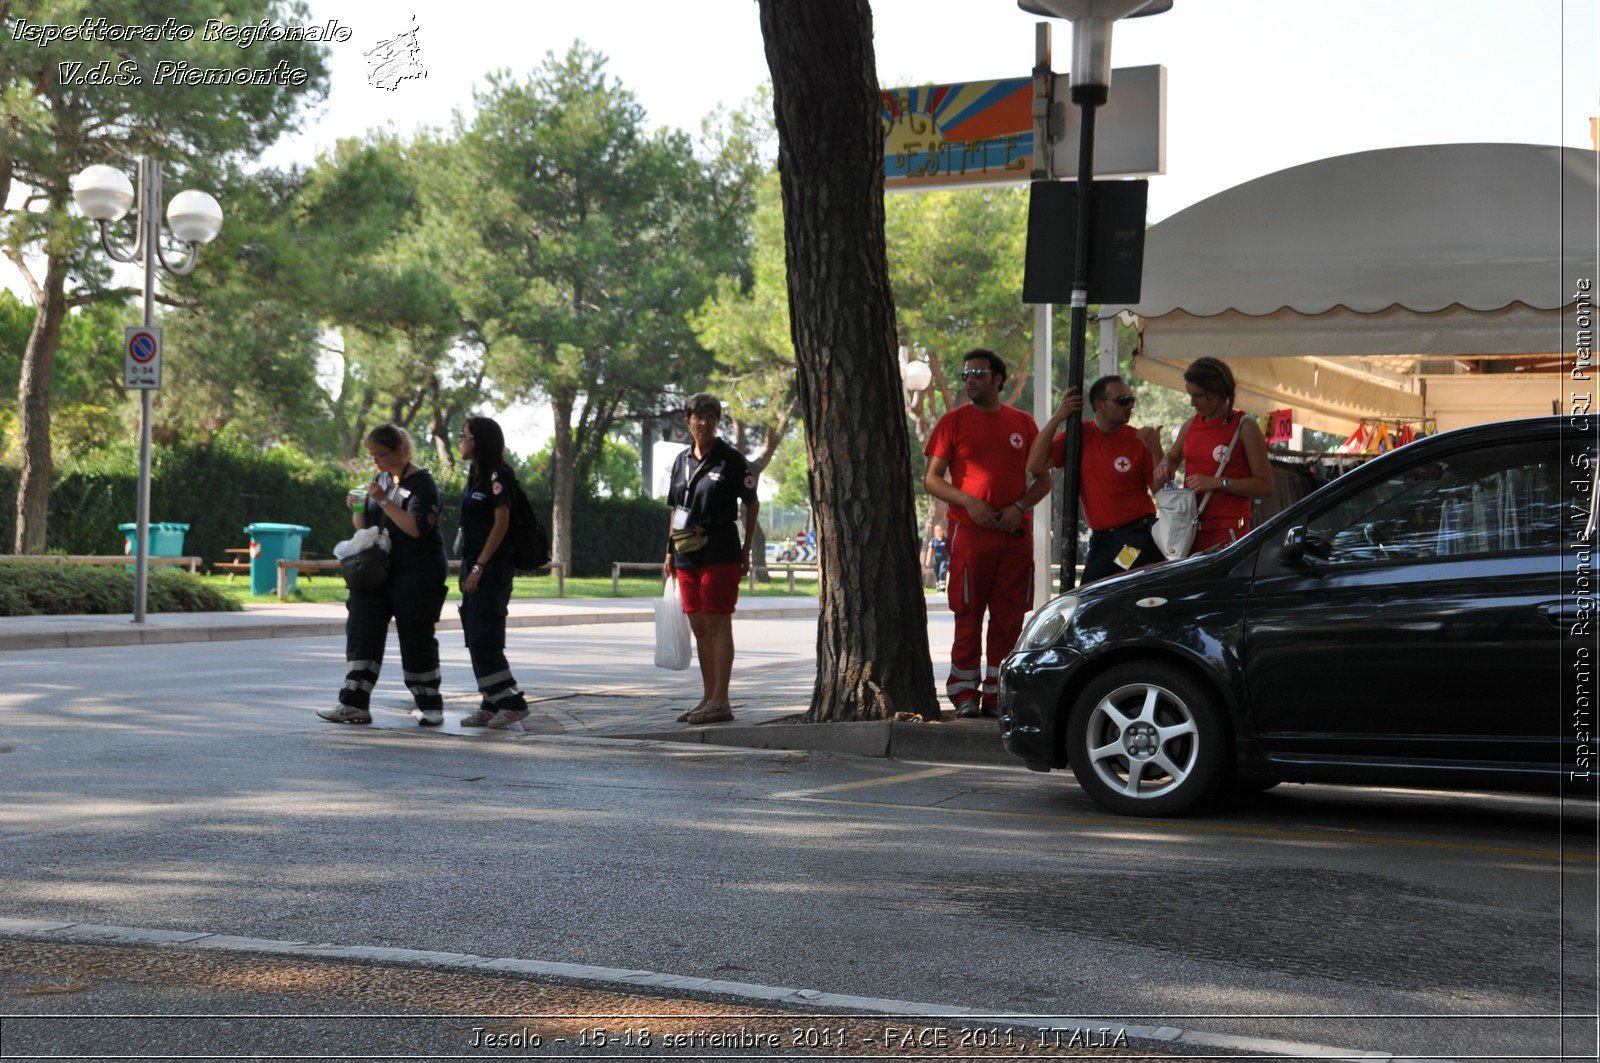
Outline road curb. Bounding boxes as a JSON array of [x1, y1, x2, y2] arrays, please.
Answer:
[[0, 605, 822, 653], [607, 717, 1014, 766]]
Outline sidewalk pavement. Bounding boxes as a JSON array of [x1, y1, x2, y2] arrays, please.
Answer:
[[0, 595, 823, 652], [1, 594, 1016, 768]]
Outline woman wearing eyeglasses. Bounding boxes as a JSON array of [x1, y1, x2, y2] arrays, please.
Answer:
[[319, 423, 450, 727], [1028, 373, 1166, 583], [1152, 357, 1274, 551]]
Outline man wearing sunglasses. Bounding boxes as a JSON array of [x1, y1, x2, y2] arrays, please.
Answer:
[[1027, 374, 1165, 584], [924, 349, 1051, 718]]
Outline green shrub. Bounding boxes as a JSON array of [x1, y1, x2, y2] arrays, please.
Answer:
[[0, 564, 240, 616]]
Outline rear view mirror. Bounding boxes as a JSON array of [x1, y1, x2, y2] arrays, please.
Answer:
[[1282, 525, 1332, 563]]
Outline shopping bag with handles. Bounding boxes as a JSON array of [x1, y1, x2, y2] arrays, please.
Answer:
[[653, 578, 692, 670]]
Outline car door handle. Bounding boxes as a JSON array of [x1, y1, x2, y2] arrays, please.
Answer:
[[1538, 602, 1583, 627]]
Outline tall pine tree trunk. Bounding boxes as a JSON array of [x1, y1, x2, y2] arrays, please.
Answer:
[[14, 261, 67, 554], [549, 393, 578, 571], [758, 0, 938, 720]]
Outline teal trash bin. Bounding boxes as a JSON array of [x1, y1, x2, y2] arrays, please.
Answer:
[[244, 522, 312, 596], [118, 522, 191, 572]]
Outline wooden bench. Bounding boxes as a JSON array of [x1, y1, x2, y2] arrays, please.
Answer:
[[0, 554, 202, 573], [614, 560, 821, 595], [275, 558, 567, 601], [612, 561, 666, 595], [212, 547, 251, 582], [753, 563, 820, 593]]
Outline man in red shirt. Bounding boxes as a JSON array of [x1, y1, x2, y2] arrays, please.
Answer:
[[924, 349, 1052, 718], [1027, 374, 1164, 584]]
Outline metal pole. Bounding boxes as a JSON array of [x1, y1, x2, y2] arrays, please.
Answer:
[[133, 157, 159, 624], [1058, 92, 1103, 594], [1030, 22, 1058, 608]]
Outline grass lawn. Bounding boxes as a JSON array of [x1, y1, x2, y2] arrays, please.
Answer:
[[197, 572, 826, 605]]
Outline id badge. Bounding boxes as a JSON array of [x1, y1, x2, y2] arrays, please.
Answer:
[[672, 506, 690, 530], [1115, 544, 1142, 570]]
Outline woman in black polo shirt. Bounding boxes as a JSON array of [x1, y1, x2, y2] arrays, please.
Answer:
[[319, 423, 449, 727], [661, 393, 760, 725], [455, 416, 531, 729]]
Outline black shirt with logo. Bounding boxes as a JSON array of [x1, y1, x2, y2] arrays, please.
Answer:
[[459, 466, 512, 570], [363, 466, 447, 568], [668, 439, 759, 569]]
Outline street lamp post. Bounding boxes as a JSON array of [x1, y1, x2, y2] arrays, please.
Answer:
[[72, 158, 222, 623], [1018, 0, 1170, 592]]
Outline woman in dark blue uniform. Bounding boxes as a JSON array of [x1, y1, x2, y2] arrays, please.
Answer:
[[661, 393, 760, 725], [319, 423, 449, 726], [456, 416, 531, 729]]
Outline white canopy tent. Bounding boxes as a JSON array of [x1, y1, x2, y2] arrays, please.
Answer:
[[1108, 143, 1596, 435]]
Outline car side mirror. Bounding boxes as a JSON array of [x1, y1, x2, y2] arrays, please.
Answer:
[[1282, 525, 1332, 563]]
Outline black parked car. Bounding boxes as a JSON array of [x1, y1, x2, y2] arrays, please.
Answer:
[[1000, 417, 1595, 816]]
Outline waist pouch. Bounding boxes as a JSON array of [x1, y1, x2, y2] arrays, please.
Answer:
[[670, 525, 710, 554]]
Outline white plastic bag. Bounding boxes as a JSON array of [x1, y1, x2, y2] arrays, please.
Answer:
[[654, 579, 692, 670], [333, 526, 390, 560], [1151, 486, 1199, 561]]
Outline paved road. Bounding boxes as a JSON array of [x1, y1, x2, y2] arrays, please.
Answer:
[[1, 622, 1595, 1060]]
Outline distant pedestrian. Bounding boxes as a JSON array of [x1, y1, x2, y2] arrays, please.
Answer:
[[923, 349, 1051, 717], [1153, 357, 1274, 550], [662, 393, 760, 725], [924, 524, 950, 589], [320, 424, 449, 726], [455, 416, 531, 729]]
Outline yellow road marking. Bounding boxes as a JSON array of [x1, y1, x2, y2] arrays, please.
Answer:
[[769, 765, 964, 799], [786, 795, 1597, 864]]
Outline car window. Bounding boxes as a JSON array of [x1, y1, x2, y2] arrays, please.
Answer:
[[1303, 439, 1563, 566]]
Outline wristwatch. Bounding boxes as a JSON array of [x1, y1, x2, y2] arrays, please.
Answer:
[[1222, 477, 1231, 490], [470, 563, 485, 575]]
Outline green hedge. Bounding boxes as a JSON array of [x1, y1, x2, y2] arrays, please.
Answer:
[[0, 433, 668, 578], [0, 564, 240, 616]]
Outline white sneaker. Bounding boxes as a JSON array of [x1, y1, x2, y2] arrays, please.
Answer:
[[317, 704, 372, 725], [417, 708, 443, 727]]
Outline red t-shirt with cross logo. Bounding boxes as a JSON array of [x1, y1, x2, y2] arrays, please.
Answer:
[[925, 403, 1038, 529], [1049, 421, 1156, 530]]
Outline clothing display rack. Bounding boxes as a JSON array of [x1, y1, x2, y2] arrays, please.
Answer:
[[1255, 449, 1377, 523], [1338, 417, 1437, 455]]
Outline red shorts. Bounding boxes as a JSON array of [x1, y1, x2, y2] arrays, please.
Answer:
[[676, 562, 741, 614]]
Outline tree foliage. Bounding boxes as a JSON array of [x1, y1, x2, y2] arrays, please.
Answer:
[[452, 43, 756, 564], [1, 0, 331, 551]]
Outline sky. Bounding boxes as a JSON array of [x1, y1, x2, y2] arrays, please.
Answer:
[[16, 1, 1600, 491], [268, 0, 1596, 489]]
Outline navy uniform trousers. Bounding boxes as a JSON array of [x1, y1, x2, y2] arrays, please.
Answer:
[[459, 557, 528, 714], [339, 560, 448, 713]]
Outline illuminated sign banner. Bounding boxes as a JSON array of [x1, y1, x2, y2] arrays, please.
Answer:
[[882, 65, 1166, 193]]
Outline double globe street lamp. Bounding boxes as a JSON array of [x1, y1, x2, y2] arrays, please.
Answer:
[[71, 158, 223, 623]]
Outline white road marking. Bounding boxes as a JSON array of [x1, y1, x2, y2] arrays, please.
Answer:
[[0, 918, 1450, 1061]]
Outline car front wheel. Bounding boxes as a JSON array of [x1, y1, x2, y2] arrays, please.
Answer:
[[1064, 662, 1228, 816]]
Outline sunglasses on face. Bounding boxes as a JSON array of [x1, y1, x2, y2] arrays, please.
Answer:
[[1105, 395, 1136, 407], [960, 368, 991, 380]]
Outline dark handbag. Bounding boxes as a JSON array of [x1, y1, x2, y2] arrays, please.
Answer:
[[669, 524, 709, 555], [341, 544, 390, 591]]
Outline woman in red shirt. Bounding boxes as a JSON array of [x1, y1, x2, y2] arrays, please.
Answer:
[[1153, 357, 1274, 551]]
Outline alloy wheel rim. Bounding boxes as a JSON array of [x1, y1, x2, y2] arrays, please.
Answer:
[[1085, 682, 1200, 799]]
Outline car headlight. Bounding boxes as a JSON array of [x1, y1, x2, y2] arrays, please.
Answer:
[[1016, 593, 1079, 650]]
